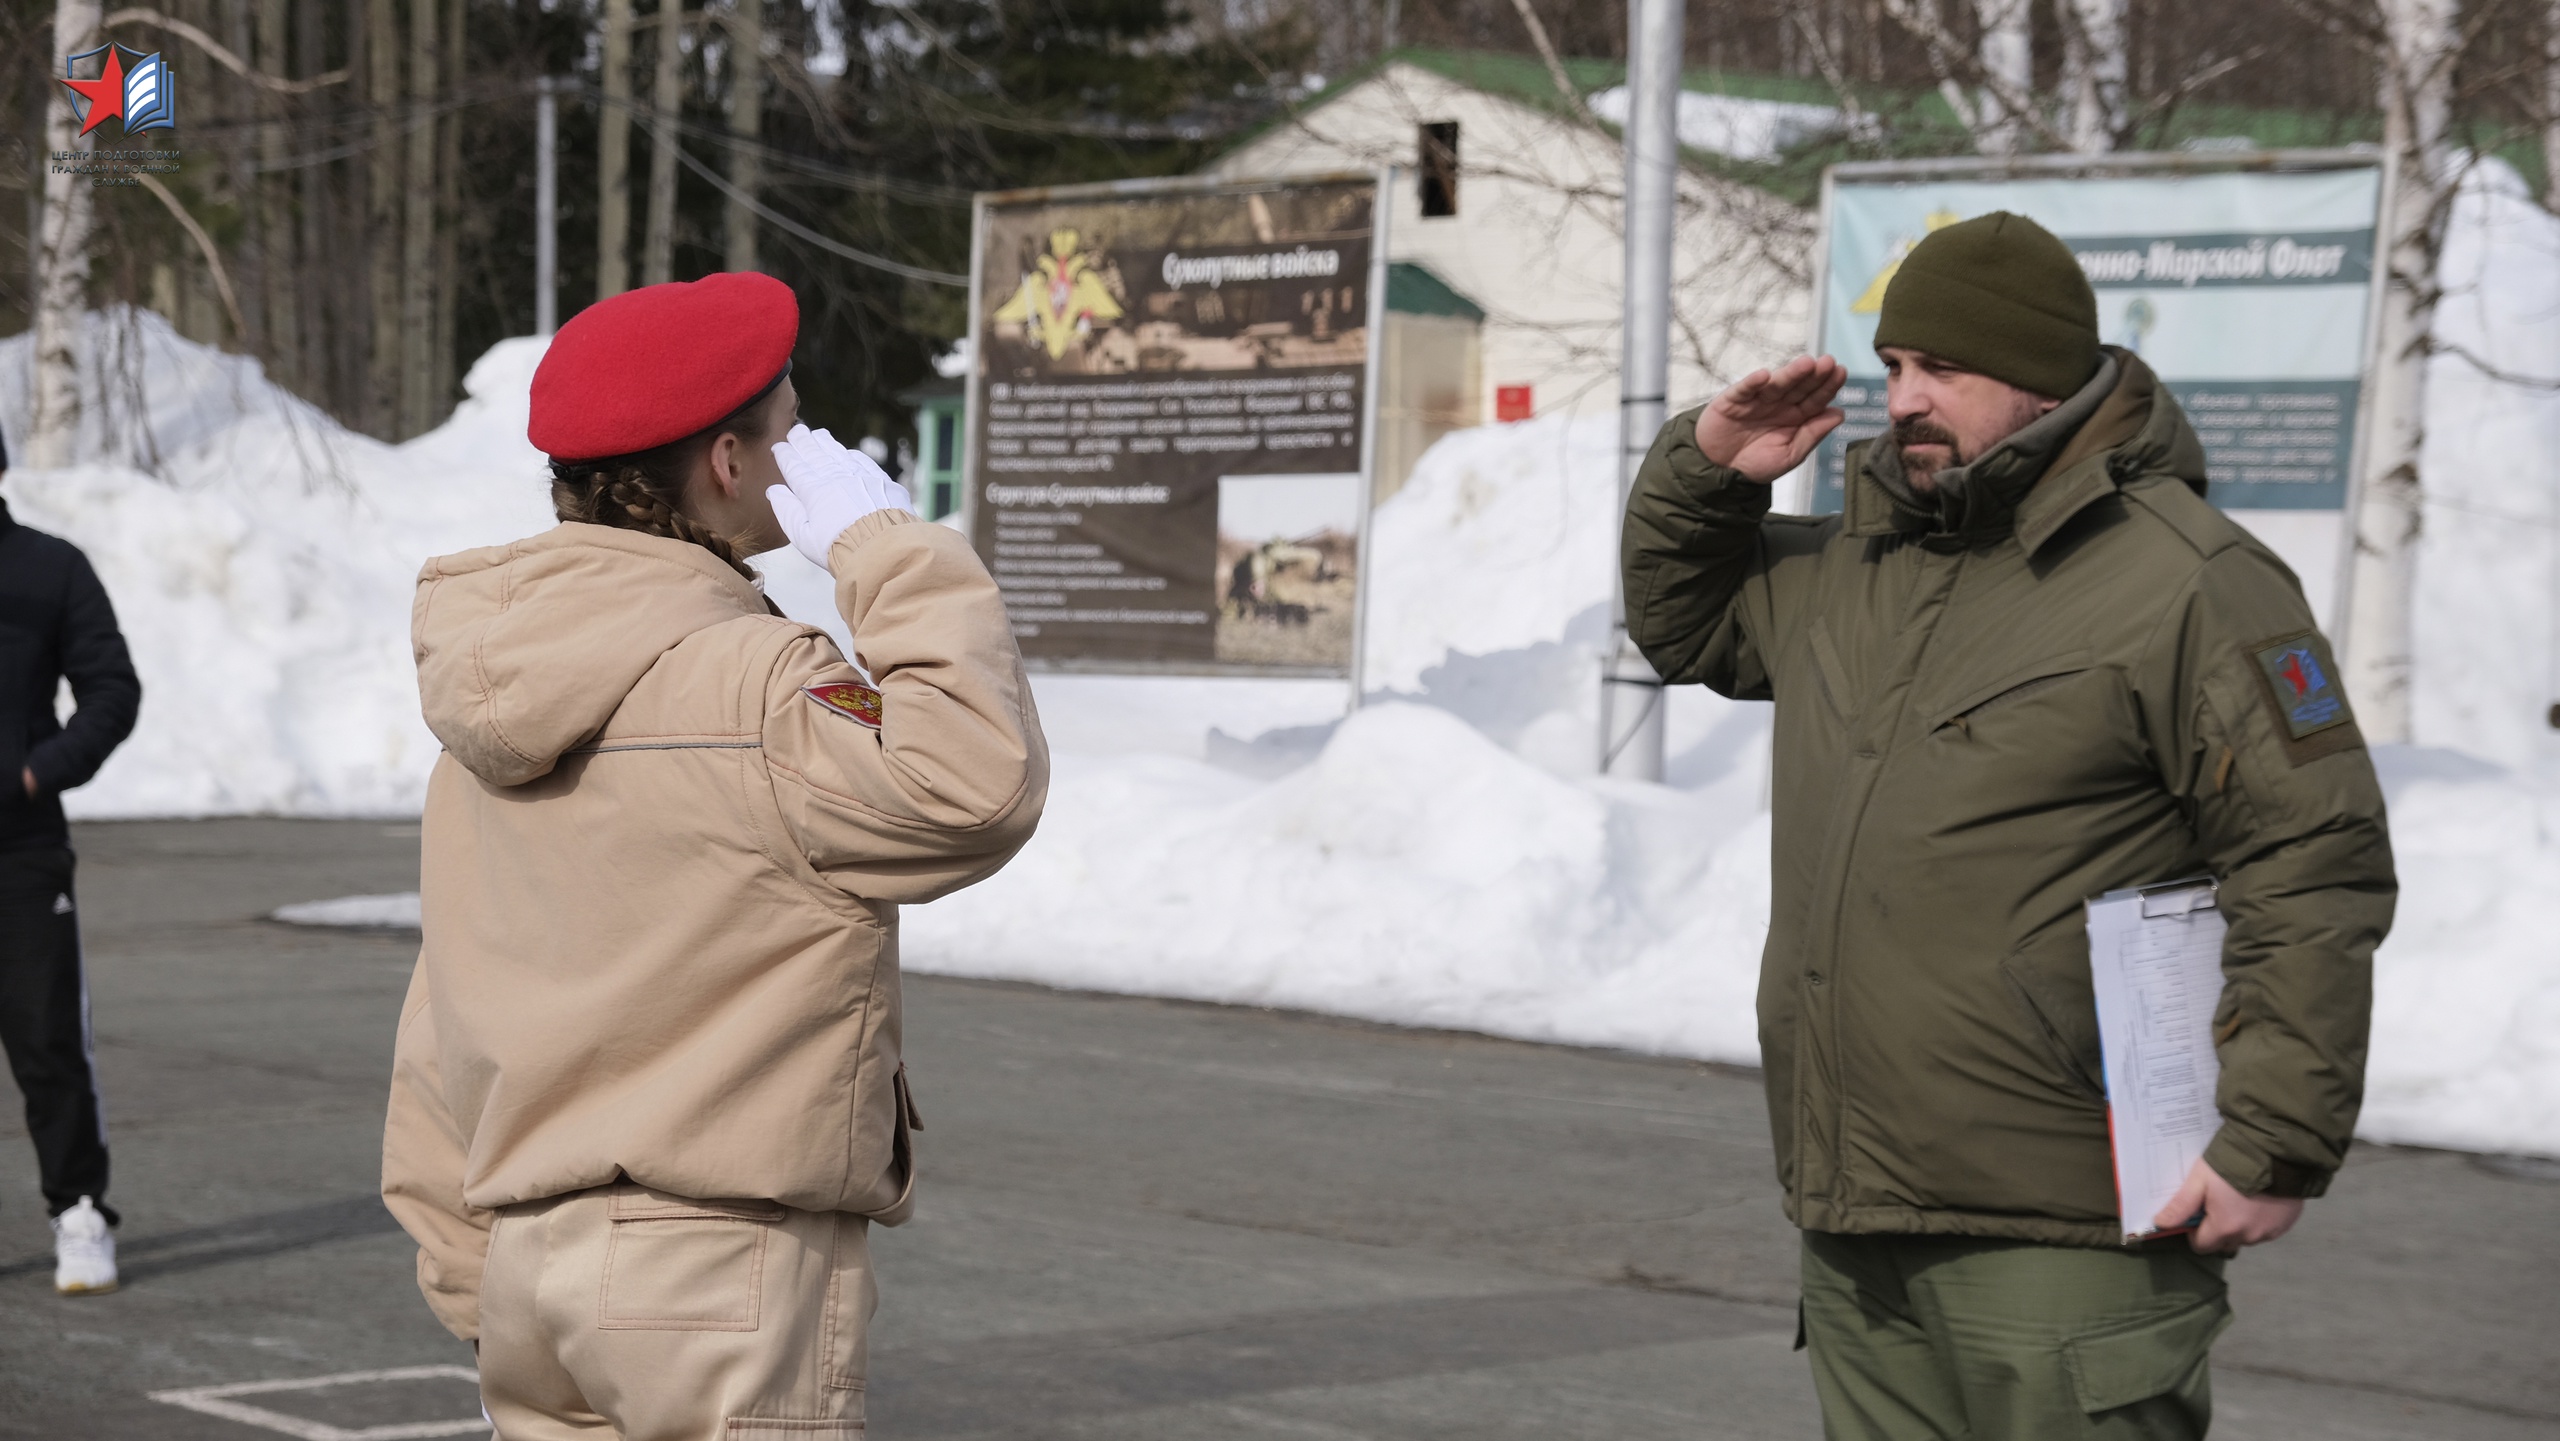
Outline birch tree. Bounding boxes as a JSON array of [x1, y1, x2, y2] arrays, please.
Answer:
[[2339, 0, 2459, 740], [1974, 0, 2035, 153], [29, 0, 103, 468], [2061, 0, 2131, 152], [1876, 0, 2066, 155], [2545, 0, 2560, 210]]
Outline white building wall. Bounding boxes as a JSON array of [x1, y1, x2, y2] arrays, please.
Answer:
[[1207, 63, 1811, 425]]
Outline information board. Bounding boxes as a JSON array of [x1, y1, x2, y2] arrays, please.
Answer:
[[1806, 155, 2387, 622], [966, 174, 1380, 676]]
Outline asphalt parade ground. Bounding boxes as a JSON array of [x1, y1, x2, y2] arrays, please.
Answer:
[[1, 820, 2555, 1439]]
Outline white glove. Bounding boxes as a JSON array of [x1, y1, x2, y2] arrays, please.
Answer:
[[767, 423, 915, 572]]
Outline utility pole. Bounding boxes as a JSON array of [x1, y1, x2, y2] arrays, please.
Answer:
[[536, 77, 558, 335], [1600, 0, 1680, 781]]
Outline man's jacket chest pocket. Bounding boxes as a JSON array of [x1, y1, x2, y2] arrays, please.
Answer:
[[1916, 653, 2147, 799]]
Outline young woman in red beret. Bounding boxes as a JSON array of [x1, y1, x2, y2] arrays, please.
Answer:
[[382, 272, 1047, 1439]]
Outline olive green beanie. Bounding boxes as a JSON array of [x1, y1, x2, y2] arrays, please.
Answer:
[[1873, 211, 2099, 399]]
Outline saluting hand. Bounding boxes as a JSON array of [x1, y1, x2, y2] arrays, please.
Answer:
[[1696, 354, 1849, 484], [767, 424, 917, 574]]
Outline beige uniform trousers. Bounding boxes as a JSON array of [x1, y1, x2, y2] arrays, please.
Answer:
[[479, 1182, 874, 1441]]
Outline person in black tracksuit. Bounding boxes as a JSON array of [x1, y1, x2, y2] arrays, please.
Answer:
[[0, 434, 141, 1227]]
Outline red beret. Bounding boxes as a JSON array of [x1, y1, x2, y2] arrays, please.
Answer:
[[529, 272, 798, 461]]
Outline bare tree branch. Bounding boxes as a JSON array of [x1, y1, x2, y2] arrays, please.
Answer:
[[135, 173, 246, 337], [103, 8, 349, 93], [1505, 0, 1596, 127], [1876, 0, 2076, 153]]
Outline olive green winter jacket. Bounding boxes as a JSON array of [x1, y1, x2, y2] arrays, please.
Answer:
[[1623, 350, 2394, 1247]]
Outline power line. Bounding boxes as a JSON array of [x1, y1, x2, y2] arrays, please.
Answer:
[[667, 135, 967, 285]]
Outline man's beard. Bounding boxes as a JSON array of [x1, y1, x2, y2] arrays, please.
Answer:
[[1892, 392, 2053, 493], [1891, 419, 1965, 493]]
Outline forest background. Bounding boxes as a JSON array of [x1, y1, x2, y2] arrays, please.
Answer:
[[4, 0, 2557, 458]]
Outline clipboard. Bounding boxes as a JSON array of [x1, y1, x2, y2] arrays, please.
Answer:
[[2086, 877, 2227, 1241]]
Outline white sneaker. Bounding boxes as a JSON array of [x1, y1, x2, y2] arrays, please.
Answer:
[[52, 1196, 118, 1295]]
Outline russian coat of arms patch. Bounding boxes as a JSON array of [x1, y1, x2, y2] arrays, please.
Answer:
[[802, 681, 883, 729]]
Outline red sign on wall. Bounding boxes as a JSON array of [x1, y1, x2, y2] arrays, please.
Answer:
[[1494, 384, 1533, 422]]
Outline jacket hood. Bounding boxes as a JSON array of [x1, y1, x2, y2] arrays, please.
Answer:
[[1860, 353, 2119, 541], [413, 524, 767, 786], [1843, 348, 2207, 550]]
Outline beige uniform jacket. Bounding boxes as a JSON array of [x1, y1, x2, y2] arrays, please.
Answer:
[[383, 512, 1047, 1341]]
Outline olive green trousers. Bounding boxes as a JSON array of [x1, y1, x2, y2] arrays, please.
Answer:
[[1801, 1232, 2232, 1441]]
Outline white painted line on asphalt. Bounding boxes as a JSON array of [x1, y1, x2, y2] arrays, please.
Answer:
[[147, 1365, 485, 1440]]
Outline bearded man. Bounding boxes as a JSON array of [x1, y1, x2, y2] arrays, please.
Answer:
[[1620, 211, 2395, 1440]]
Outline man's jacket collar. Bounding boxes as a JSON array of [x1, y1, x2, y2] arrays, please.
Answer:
[[1840, 349, 2207, 555]]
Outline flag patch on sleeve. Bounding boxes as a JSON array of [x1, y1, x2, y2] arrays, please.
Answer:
[[2247, 632, 2361, 765], [2251, 634, 2350, 739], [801, 681, 883, 729]]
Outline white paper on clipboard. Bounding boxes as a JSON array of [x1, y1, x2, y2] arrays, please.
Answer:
[[2087, 878, 2228, 1241]]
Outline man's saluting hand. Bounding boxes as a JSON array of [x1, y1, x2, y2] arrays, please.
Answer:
[[1694, 353, 1848, 483]]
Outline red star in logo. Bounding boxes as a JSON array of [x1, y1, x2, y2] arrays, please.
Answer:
[[61, 46, 126, 136]]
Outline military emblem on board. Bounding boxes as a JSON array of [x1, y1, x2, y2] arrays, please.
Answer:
[[802, 681, 883, 730], [2252, 633, 2352, 742], [989, 229, 1125, 360]]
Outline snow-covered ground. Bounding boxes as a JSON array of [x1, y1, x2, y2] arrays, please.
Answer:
[[2, 162, 2555, 1159], [273, 892, 425, 929]]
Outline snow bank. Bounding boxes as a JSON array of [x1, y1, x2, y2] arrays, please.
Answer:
[[7, 169, 2559, 1159], [273, 892, 424, 929], [0, 312, 554, 815], [2365, 158, 2560, 1157], [2357, 752, 2560, 1157], [903, 700, 1772, 1062], [1359, 415, 1618, 695], [1587, 86, 1871, 163], [2412, 160, 2560, 774]]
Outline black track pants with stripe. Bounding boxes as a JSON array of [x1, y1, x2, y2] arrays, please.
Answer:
[[0, 848, 110, 1222]]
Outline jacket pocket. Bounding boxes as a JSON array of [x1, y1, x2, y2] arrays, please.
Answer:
[[855, 1069, 920, 1228], [1930, 650, 2093, 733], [2063, 1292, 2232, 1413], [2000, 931, 2108, 1102], [1807, 617, 1854, 717], [821, 1211, 877, 1393], [597, 1186, 784, 1332]]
